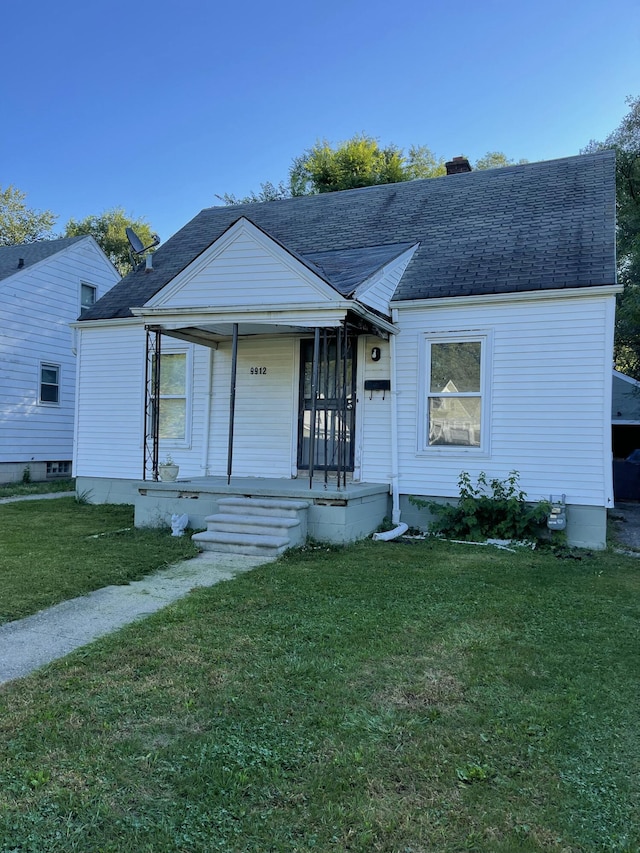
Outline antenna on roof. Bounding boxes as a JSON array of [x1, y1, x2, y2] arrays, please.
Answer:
[[125, 227, 160, 269]]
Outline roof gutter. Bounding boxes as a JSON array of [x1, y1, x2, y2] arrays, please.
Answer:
[[392, 284, 622, 311]]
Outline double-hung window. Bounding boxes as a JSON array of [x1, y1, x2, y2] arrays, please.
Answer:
[[156, 351, 190, 442], [39, 363, 60, 405], [423, 335, 488, 451]]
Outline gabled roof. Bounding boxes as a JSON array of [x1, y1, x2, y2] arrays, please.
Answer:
[[0, 236, 87, 284], [81, 150, 617, 322], [305, 243, 416, 297]]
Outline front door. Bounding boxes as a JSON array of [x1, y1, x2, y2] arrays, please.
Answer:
[[297, 333, 356, 472]]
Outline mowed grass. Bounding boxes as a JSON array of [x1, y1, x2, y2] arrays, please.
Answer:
[[0, 478, 75, 499], [0, 536, 638, 852], [0, 499, 199, 623]]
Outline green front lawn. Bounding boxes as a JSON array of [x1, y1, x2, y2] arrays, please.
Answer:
[[0, 478, 75, 499], [0, 534, 638, 851], [0, 499, 199, 623]]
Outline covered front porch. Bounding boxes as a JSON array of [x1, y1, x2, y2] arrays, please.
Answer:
[[134, 475, 391, 543]]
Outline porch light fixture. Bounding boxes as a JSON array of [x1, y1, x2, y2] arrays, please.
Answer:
[[371, 346, 381, 362]]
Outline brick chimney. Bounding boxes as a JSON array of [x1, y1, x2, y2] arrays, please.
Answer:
[[445, 156, 472, 175]]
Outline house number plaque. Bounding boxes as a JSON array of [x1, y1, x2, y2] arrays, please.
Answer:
[[250, 366, 268, 375]]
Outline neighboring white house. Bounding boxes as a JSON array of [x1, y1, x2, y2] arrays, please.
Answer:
[[611, 369, 640, 501], [74, 151, 619, 549], [0, 236, 120, 483]]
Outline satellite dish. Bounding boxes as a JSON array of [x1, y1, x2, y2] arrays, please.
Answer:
[[126, 227, 160, 256]]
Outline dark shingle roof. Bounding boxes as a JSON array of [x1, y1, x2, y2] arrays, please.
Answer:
[[81, 151, 616, 321], [0, 236, 87, 283], [305, 243, 416, 296]]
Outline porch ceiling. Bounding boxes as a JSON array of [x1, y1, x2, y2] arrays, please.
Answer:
[[162, 322, 319, 346]]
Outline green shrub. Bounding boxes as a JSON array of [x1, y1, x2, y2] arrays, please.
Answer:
[[410, 471, 550, 542]]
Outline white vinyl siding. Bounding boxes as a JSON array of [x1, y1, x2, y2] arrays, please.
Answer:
[[0, 239, 119, 464], [394, 294, 615, 508], [75, 325, 209, 480], [75, 326, 147, 477], [359, 337, 393, 483], [151, 221, 338, 311], [207, 336, 297, 478]]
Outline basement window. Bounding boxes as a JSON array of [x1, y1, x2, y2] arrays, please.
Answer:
[[46, 461, 71, 477]]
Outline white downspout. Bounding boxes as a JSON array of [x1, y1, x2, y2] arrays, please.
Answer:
[[373, 317, 404, 542], [390, 309, 401, 524]]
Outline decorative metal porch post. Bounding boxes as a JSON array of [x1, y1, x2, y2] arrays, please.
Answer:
[[308, 327, 320, 488], [143, 326, 161, 480]]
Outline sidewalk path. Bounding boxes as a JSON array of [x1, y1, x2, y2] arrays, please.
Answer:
[[0, 551, 272, 685], [0, 491, 76, 505]]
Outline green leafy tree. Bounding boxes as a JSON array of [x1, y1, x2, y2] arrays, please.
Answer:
[[585, 96, 640, 376], [474, 151, 529, 170], [0, 185, 57, 245], [220, 136, 524, 205], [64, 208, 158, 275], [216, 180, 291, 206], [289, 135, 446, 196]]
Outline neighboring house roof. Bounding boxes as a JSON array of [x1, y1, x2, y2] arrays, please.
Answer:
[[612, 370, 640, 423], [0, 236, 87, 283], [81, 150, 617, 322]]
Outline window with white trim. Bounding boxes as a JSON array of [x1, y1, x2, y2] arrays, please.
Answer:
[[153, 351, 190, 442], [423, 336, 487, 450], [39, 363, 60, 405], [80, 283, 97, 311]]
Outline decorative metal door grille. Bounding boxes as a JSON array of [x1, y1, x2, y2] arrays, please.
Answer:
[[297, 326, 356, 487]]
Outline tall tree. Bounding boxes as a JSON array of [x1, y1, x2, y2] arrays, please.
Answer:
[[64, 208, 159, 276], [220, 136, 524, 205], [474, 151, 529, 170], [586, 96, 640, 376], [0, 185, 57, 245], [289, 135, 446, 196], [216, 180, 291, 206]]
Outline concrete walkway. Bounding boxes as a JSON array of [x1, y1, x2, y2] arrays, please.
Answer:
[[0, 490, 75, 505], [0, 550, 272, 686]]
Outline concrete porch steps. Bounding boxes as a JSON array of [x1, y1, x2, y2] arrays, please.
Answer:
[[192, 496, 310, 557]]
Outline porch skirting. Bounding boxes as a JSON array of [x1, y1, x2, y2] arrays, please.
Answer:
[[76, 476, 391, 545]]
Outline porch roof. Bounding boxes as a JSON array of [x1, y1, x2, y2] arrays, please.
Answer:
[[131, 301, 395, 344]]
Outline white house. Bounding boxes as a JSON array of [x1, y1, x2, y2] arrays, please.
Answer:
[[74, 152, 619, 550], [0, 236, 120, 483]]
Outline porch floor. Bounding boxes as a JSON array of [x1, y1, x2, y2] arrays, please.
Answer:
[[137, 475, 389, 502], [135, 476, 391, 543]]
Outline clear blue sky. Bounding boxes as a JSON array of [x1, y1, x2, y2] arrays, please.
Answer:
[[1, 0, 638, 244]]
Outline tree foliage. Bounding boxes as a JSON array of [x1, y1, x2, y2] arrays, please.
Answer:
[[216, 180, 291, 206], [0, 185, 57, 246], [289, 135, 447, 195], [64, 208, 159, 276], [586, 96, 640, 377], [473, 151, 529, 170], [220, 135, 525, 205]]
